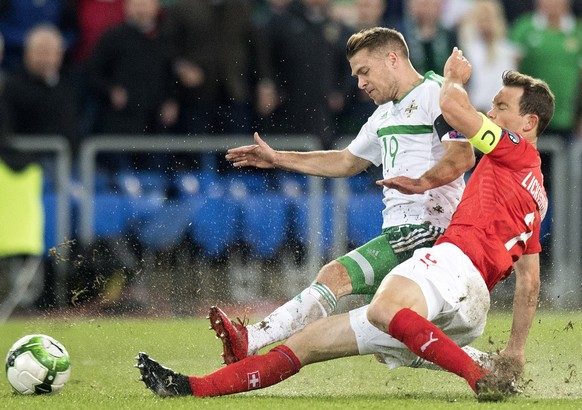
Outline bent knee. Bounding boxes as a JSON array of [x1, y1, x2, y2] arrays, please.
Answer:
[[315, 261, 352, 297], [366, 302, 392, 332]]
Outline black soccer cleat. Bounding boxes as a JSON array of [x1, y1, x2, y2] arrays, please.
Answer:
[[135, 352, 192, 397]]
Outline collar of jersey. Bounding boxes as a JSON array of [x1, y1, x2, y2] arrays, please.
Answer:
[[394, 71, 434, 105]]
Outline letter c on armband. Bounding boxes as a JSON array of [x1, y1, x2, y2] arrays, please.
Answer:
[[469, 114, 502, 154], [480, 130, 495, 147]]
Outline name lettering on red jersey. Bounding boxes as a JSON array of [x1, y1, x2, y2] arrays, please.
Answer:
[[521, 171, 547, 219]]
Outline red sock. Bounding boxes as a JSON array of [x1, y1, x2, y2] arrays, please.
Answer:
[[388, 308, 488, 392], [188, 345, 301, 397]]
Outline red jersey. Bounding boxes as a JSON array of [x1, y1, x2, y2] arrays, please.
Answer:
[[436, 120, 548, 291]]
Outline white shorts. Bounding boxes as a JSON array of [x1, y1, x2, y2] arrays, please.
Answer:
[[349, 242, 490, 369]]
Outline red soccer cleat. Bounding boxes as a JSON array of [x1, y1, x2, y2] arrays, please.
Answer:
[[208, 306, 249, 365]]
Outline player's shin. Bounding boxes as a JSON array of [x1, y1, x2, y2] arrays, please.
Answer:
[[247, 283, 337, 354], [189, 345, 301, 397], [388, 308, 488, 392], [412, 345, 492, 371]]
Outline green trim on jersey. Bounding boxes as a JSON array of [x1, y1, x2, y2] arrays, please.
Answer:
[[336, 224, 445, 299], [425, 71, 444, 86], [379, 70, 442, 138], [395, 70, 438, 103], [377, 124, 433, 137]]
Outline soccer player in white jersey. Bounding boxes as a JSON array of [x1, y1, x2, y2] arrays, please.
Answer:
[[136, 49, 554, 401], [208, 27, 475, 365]]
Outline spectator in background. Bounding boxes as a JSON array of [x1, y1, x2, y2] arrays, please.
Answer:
[[0, 28, 52, 313], [352, 0, 388, 31], [69, 0, 125, 135], [162, 0, 274, 136], [88, 0, 177, 136], [402, 0, 457, 76], [510, 0, 582, 140], [260, 0, 351, 148], [87, 0, 178, 171], [440, 0, 473, 30], [459, 0, 518, 114], [3, 24, 81, 156], [0, 0, 76, 72], [0, 30, 31, 172], [70, 0, 125, 65]]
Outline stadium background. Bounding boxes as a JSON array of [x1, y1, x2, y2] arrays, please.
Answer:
[[0, 0, 581, 320], [1, 131, 579, 321]]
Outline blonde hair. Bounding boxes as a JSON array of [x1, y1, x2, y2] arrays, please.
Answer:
[[459, 0, 507, 60], [346, 27, 409, 60]]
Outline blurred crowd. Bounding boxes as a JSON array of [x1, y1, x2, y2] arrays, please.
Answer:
[[2, 0, 582, 314], [1, 0, 582, 172]]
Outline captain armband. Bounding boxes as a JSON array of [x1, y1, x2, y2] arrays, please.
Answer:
[[469, 113, 503, 154], [434, 114, 454, 141]]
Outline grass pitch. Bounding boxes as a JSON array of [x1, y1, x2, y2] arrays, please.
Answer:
[[0, 310, 581, 409]]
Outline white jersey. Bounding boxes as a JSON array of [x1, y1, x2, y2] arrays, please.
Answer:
[[348, 71, 468, 229]]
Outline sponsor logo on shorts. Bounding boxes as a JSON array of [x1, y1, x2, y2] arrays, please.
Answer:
[[367, 249, 380, 259]]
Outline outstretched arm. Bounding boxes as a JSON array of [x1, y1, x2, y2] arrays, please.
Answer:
[[225, 132, 371, 178]]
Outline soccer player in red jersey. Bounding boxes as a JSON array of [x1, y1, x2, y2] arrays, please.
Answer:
[[136, 47, 554, 401], [367, 46, 553, 396]]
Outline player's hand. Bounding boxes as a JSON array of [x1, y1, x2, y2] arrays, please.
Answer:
[[491, 348, 525, 384], [444, 47, 472, 84], [376, 176, 428, 195], [225, 132, 277, 169]]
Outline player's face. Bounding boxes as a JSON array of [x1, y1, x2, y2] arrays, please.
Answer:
[[349, 48, 399, 105], [487, 86, 526, 133]]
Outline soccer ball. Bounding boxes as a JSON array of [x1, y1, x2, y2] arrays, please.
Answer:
[[5, 334, 71, 395]]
